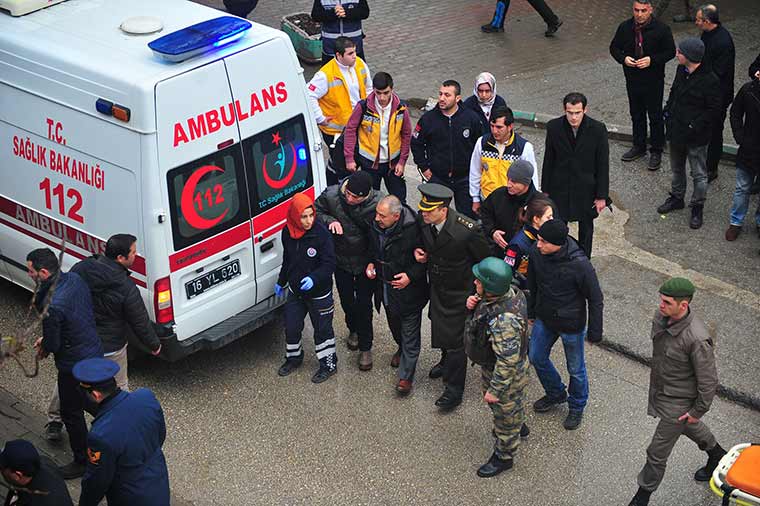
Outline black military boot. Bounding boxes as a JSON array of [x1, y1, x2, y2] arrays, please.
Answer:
[[689, 204, 704, 229], [694, 443, 726, 481], [627, 487, 652, 506], [656, 194, 685, 214], [520, 423, 530, 438], [477, 452, 513, 478]]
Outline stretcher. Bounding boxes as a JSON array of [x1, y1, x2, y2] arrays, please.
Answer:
[[710, 443, 760, 505]]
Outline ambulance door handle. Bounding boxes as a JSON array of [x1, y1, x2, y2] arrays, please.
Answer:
[[260, 239, 275, 253], [222, 255, 230, 261]]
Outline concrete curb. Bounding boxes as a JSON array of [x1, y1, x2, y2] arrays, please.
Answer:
[[598, 339, 760, 413]]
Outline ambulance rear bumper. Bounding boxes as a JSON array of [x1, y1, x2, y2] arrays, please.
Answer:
[[157, 294, 287, 362]]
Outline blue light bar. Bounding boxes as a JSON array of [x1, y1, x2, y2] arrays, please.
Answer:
[[297, 146, 307, 162], [148, 17, 252, 63]]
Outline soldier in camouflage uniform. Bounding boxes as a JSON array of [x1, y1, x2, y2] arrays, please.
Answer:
[[465, 257, 530, 478]]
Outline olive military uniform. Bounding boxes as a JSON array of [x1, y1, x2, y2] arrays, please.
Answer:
[[419, 183, 490, 402], [637, 308, 719, 492]]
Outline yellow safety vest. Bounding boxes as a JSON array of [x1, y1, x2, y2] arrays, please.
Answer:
[[357, 102, 407, 163], [479, 132, 526, 199], [318, 58, 369, 136]]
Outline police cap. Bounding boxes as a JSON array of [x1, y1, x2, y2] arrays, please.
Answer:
[[417, 183, 453, 212], [73, 358, 120, 389]]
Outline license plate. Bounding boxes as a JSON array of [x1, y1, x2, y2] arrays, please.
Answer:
[[185, 260, 241, 299]]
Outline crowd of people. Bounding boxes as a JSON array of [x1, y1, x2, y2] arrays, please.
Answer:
[[294, 0, 755, 502], [2, 1, 757, 504]]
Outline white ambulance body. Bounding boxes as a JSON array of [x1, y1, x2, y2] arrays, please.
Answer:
[[0, 0, 327, 360]]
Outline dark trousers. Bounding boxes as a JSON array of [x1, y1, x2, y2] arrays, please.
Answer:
[[334, 267, 375, 351], [489, 0, 559, 27], [359, 158, 407, 202], [565, 218, 594, 258], [706, 107, 728, 177], [386, 308, 423, 382], [323, 132, 348, 186], [626, 80, 665, 153], [284, 290, 337, 370], [442, 346, 467, 397], [57, 371, 87, 464], [429, 173, 477, 219]]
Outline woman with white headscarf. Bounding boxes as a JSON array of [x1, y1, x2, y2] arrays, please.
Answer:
[[463, 72, 508, 133]]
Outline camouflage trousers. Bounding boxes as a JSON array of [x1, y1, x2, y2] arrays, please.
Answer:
[[481, 364, 529, 460]]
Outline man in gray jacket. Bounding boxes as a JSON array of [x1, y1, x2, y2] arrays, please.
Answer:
[[628, 277, 726, 506]]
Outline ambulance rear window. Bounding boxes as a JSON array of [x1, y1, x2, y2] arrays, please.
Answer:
[[243, 114, 314, 216], [166, 143, 249, 251]]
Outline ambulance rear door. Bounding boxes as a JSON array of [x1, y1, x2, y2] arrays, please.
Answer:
[[224, 37, 318, 304], [155, 61, 256, 341]]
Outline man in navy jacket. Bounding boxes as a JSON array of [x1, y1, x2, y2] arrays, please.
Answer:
[[27, 248, 102, 480]]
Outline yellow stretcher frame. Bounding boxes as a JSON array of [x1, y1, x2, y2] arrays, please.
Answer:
[[710, 443, 760, 506]]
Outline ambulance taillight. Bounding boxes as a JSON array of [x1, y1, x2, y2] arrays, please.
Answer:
[[154, 277, 174, 324]]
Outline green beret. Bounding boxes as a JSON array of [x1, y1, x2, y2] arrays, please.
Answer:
[[659, 277, 695, 298]]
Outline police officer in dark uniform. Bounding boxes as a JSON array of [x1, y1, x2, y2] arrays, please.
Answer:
[[73, 358, 170, 506], [414, 183, 490, 411]]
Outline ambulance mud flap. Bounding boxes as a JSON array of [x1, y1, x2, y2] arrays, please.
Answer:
[[158, 294, 286, 361]]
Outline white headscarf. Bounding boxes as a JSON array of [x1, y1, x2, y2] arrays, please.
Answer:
[[473, 72, 497, 107]]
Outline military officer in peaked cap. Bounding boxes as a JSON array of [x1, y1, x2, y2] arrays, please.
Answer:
[[414, 183, 490, 411], [74, 358, 170, 506]]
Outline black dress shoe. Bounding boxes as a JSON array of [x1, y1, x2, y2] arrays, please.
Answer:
[[428, 362, 444, 379], [621, 146, 647, 162], [477, 453, 513, 478], [311, 366, 337, 384], [481, 23, 503, 33], [435, 391, 462, 411], [58, 460, 86, 480], [277, 359, 302, 377]]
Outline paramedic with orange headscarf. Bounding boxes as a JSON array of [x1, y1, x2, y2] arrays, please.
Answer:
[[275, 192, 338, 384]]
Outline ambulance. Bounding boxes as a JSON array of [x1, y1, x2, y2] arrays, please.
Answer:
[[0, 0, 328, 360]]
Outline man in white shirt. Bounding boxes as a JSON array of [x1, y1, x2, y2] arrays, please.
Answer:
[[469, 108, 538, 215], [307, 36, 372, 184]]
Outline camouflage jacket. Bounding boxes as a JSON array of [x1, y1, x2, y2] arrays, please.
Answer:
[[482, 288, 530, 398]]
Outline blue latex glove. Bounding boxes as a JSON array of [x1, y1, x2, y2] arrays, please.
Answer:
[[274, 283, 286, 297], [299, 277, 314, 291]]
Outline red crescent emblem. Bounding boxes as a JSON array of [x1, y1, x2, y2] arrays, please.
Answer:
[[262, 144, 297, 189], [180, 165, 229, 230]]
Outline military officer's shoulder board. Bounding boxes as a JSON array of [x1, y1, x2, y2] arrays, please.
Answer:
[[456, 215, 476, 230]]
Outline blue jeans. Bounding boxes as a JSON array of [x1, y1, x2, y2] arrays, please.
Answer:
[[729, 164, 760, 226], [528, 319, 588, 412]]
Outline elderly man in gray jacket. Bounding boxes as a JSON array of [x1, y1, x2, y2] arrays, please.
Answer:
[[628, 277, 726, 506]]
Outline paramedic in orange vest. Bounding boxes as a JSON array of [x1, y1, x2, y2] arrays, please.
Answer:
[[307, 36, 373, 185], [343, 71, 412, 202]]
